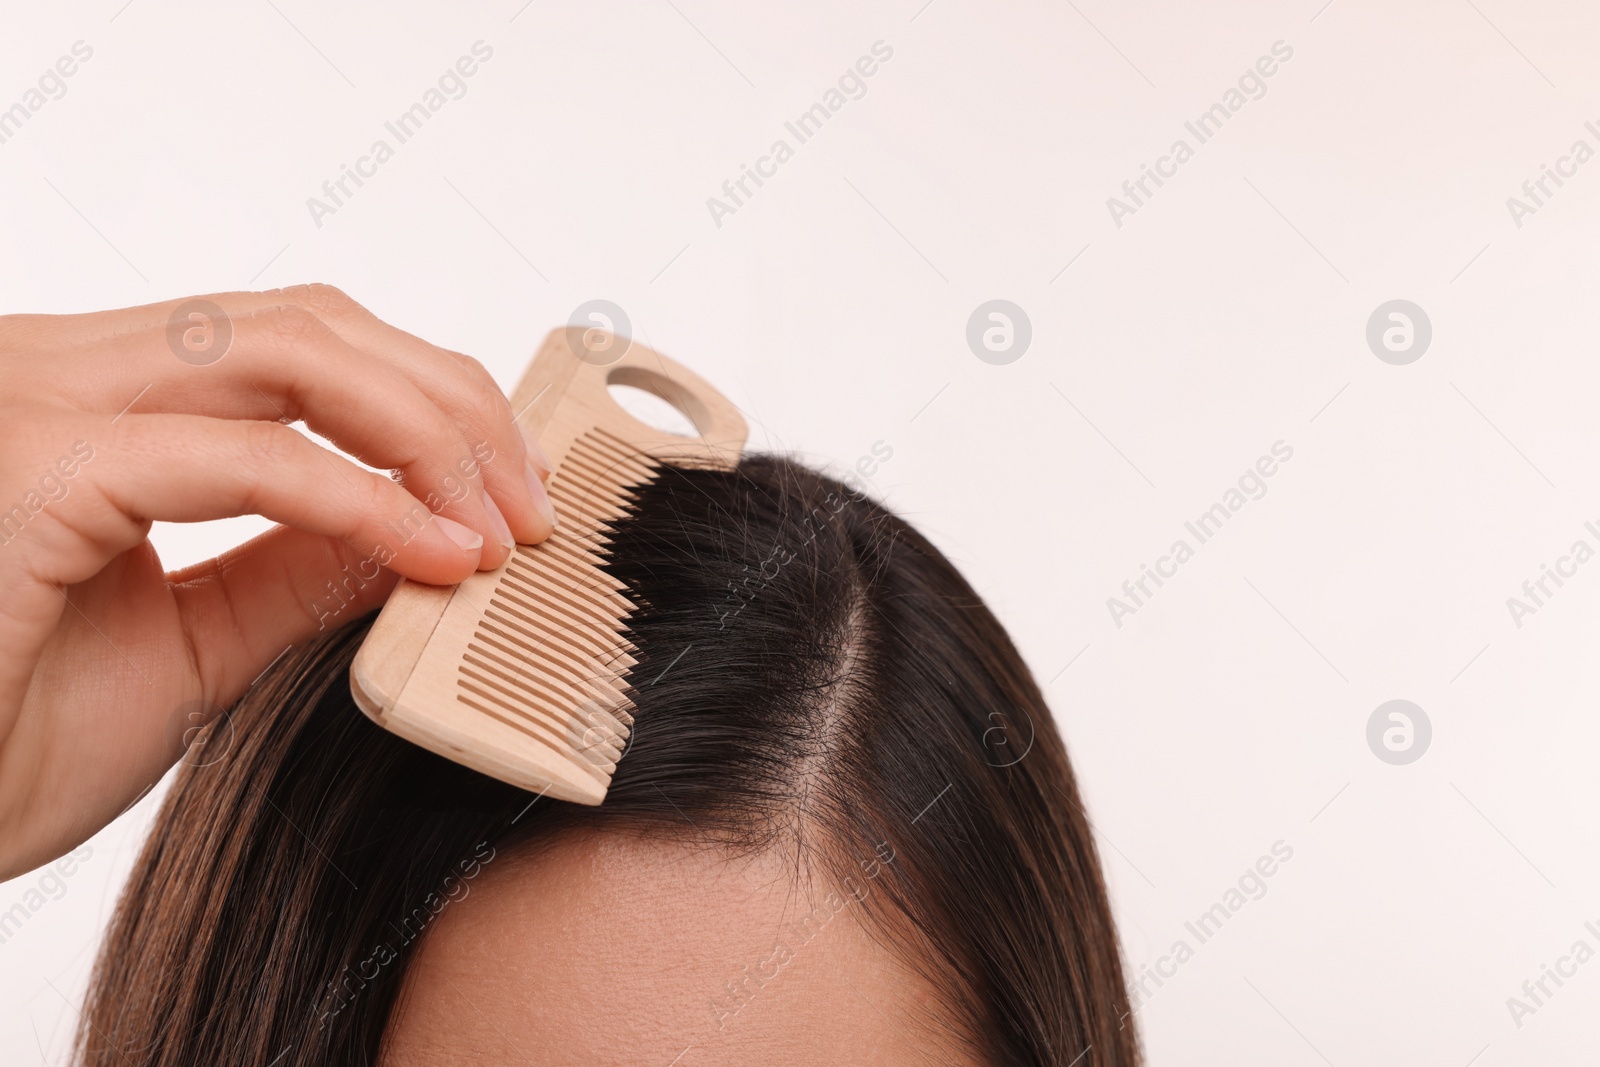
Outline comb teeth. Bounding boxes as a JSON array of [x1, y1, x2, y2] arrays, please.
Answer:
[[454, 429, 658, 784], [350, 329, 748, 806]]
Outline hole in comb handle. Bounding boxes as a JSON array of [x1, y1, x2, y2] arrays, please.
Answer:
[[606, 364, 711, 438], [606, 383, 697, 438]]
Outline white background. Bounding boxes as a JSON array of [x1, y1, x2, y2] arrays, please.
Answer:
[[2, 0, 1597, 1063]]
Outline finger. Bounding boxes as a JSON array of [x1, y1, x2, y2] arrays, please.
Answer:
[[166, 524, 400, 712], [23, 286, 556, 543], [30, 413, 483, 588], [220, 285, 556, 541], [67, 305, 537, 568]]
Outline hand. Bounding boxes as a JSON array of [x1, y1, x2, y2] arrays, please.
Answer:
[[0, 284, 556, 880]]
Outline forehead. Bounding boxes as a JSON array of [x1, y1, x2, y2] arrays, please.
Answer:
[[379, 827, 965, 1066]]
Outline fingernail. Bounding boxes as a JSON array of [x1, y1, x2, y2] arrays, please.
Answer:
[[434, 514, 483, 553], [518, 424, 553, 483], [483, 493, 515, 550], [527, 462, 558, 528]]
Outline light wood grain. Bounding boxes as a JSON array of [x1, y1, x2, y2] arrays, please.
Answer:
[[350, 329, 746, 803]]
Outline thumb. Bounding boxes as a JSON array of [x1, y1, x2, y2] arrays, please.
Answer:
[[167, 524, 400, 712]]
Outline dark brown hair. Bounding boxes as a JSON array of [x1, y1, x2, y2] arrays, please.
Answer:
[[77, 455, 1139, 1066]]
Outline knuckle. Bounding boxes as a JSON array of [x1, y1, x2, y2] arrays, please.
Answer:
[[478, 374, 513, 419], [241, 420, 302, 468], [395, 401, 465, 467], [451, 352, 514, 423], [451, 350, 492, 382], [246, 304, 335, 350], [289, 282, 363, 320]]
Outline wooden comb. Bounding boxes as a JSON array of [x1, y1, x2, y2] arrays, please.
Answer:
[[350, 328, 747, 804]]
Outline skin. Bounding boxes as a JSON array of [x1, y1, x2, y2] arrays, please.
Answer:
[[0, 286, 558, 879], [382, 828, 975, 1066]]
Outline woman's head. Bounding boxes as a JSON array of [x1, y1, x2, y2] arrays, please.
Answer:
[[79, 455, 1139, 1065]]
